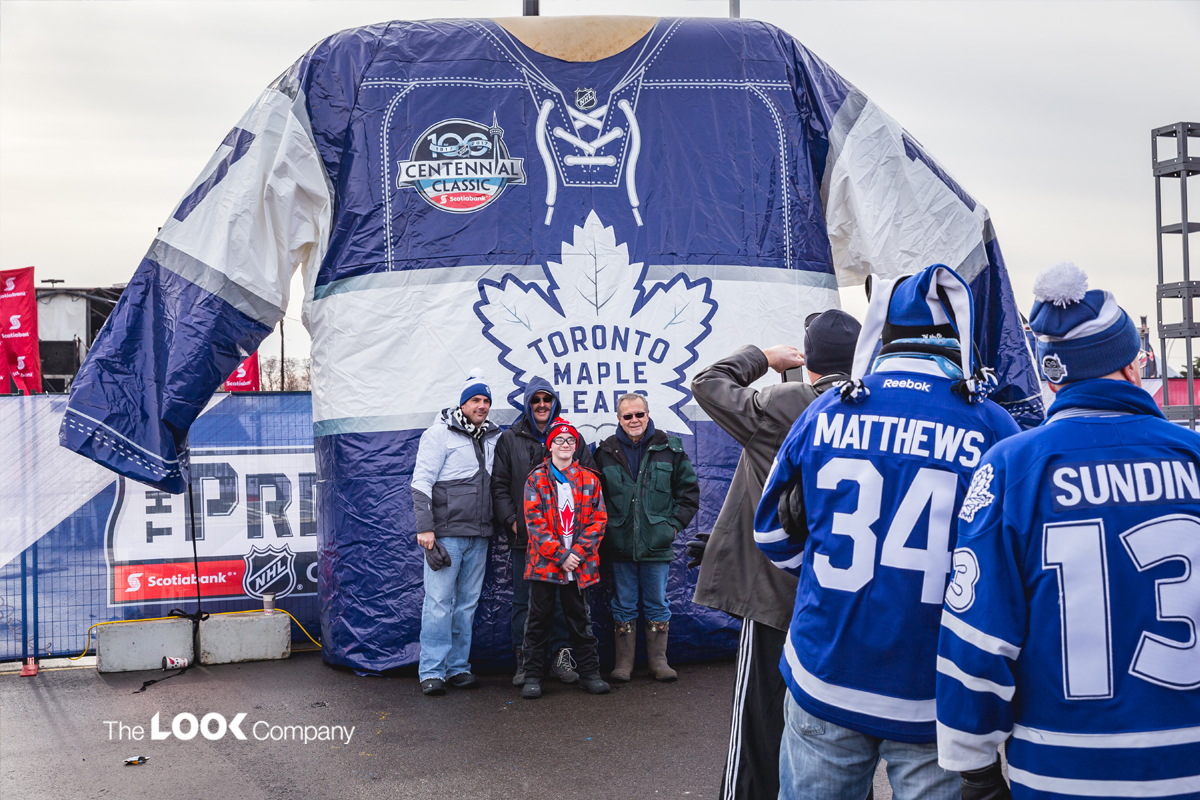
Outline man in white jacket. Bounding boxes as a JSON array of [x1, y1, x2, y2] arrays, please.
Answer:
[[411, 370, 501, 695]]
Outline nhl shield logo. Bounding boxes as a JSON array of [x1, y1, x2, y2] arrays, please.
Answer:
[[575, 88, 597, 111], [1041, 353, 1068, 383], [242, 544, 297, 598]]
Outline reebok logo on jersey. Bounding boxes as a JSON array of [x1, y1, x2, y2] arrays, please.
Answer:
[[882, 378, 931, 392], [958, 464, 995, 522]]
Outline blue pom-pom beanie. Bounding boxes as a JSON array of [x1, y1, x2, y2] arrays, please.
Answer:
[[459, 369, 492, 406], [1027, 262, 1140, 384]]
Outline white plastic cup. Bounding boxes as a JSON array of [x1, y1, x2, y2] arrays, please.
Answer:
[[263, 592, 276, 615]]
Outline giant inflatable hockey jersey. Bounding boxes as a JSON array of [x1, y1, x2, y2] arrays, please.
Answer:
[[755, 361, 1020, 741], [937, 381, 1200, 797], [60, 17, 1039, 672]]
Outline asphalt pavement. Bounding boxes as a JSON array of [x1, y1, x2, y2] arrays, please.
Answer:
[[2, 652, 900, 799], [2, 651, 741, 800]]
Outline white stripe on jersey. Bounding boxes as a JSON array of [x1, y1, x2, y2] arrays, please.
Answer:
[[1008, 766, 1200, 797], [936, 656, 1015, 701], [754, 527, 788, 544], [773, 552, 805, 570], [784, 634, 935, 722], [1013, 723, 1200, 749], [941, 611, 1021, 659], [936, 721, 1011, 774]]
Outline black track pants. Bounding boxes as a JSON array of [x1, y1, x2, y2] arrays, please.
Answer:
[[522, 580, 600, 680], [721, 619, 788, 800]]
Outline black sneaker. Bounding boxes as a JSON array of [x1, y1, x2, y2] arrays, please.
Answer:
[[578, 674, 610, 694], [512, 665, 526, 687], [421, 678, 445, 696], [521, 679, 543, 699], [550, 648, 579, 684], [448, 672, 479, 689]]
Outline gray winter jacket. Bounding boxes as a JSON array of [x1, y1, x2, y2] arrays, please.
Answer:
[[690, 346, 843, 631], [411, 408, 501, 538]]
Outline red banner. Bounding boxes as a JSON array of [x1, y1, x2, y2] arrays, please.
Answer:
[[0, 266, 41, 394], [223, 351, 260, 392]]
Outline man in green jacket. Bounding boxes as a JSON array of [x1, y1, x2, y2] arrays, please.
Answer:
[[594, 393, 700, 682]]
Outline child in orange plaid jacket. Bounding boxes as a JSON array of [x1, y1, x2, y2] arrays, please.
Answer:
[[519, 418, 610, 699]]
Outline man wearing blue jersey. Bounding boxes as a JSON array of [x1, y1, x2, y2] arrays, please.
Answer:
[[755, 264, 1021, 800], [936, 262, 1200, 799]]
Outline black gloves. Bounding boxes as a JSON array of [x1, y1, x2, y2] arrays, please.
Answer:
[[777, 481, 810, 546], [425, 541, 452, 571], [961, 758, 1011, 800], [685, 533, 710, 569]]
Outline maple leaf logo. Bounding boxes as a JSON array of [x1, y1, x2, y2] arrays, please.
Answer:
[[475, 211, 718, 437]]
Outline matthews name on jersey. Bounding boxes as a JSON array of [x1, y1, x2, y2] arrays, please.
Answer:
[[936, 379, 1200, 797], [57, 18, 1037, 673], [755, 360, 1019, 742]]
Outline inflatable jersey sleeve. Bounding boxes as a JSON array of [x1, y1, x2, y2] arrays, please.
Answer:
[[58, 51, 350, 493], [787, 35, 1042, 428]]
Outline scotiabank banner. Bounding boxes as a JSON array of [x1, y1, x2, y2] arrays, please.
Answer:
[[223, 351, 260, 392], [106, 447, 316, 606], [0, 266, 40, 393]]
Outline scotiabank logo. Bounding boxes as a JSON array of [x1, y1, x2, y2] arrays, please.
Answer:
[[105, 447, 317, 606], [115, 562, 244, 601]]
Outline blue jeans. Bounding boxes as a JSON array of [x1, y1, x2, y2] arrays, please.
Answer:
[[610, 561, 671, 622], [418, 536, 488, 681], [779, 695, 958, 800], [511, 550, 569, 655]]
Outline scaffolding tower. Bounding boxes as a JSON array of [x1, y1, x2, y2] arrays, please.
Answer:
[[1154, 121, 1200, 428]]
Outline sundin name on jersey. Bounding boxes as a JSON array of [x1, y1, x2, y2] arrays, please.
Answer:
[[1052, 458, 1200, 510], [813, 412, 985, 468]]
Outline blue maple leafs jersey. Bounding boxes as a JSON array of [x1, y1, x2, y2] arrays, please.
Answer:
[[937, 380, 1200, 798], [755, 358, 1020, 742], [57, 17, 1038, 673]]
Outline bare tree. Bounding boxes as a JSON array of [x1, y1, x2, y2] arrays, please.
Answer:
[[258, 356, 311, 391]]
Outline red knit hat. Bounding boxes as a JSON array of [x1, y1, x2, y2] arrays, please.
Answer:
[[545, 418, 580, 449]]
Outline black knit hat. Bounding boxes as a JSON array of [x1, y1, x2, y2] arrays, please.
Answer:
[[804, 310, 861, 376]]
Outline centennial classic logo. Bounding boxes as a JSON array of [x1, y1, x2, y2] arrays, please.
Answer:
[[1041, 353, 1068, 383], [475, 211, 717, 436], [396, 114, 526, 213]]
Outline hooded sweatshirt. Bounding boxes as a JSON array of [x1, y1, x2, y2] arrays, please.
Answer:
[[490, 378, 595, 549]]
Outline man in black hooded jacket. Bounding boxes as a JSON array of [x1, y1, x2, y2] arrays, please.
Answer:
[[492, 377, 595, 687]]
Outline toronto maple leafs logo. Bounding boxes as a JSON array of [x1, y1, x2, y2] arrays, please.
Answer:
[[475, 211, 717, 436], [958, 463, 995, 523]]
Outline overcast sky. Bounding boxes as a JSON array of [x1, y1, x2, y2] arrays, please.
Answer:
[[1, 1, 1197, 365]]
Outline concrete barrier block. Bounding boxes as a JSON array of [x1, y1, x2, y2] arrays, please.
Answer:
[[95, 618, 194, 673], [199, 611, 290, 665]]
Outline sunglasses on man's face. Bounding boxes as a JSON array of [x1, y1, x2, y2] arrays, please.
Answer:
[[531, 395, 555, 406], [621, 411, 647, 421]]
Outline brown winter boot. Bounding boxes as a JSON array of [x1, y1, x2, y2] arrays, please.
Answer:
[[609, 620, 636, 682], [646, 620, 677, 682]]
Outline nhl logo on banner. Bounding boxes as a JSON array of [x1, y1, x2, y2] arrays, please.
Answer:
[[242, 544, 297, 599], [396, 114, 526, 214], [575, 88, 597, 111], [1041, 353, 1068, 383]]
